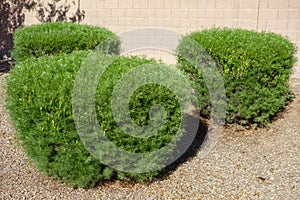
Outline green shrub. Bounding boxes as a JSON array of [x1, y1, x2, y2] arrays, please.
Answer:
[[6, 50, 187, 187], [177, 28, 297, 126], [11, 22, 120, 62]]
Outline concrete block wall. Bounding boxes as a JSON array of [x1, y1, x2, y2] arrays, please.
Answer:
[[24, 0, 300, 65]]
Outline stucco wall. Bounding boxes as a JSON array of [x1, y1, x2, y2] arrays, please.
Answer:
[[24, 0, 300, 41], [24, 0, 300, 64]]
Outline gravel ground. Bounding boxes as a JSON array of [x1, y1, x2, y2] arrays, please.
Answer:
[[0, 69, 299, 199]]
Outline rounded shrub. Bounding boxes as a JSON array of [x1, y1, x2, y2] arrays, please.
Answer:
[[6, 50, 189, 187], [177, 28, 297, 126], [11, 22, 120, 62]]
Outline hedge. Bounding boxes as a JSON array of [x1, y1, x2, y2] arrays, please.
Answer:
[[6, 50, 192, 187], [11, 22, 120, 62], [177, 28, 296, 126]]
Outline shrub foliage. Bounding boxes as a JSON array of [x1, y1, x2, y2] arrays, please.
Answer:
[[6, 51, 185, 187], [177, 28, 296, 126], [11, 22, 120, 62]]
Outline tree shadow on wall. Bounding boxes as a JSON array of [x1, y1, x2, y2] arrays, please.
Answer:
[[0, 0, 85, 70], [0, 0, 36, 61], [35, 0, 85, 24]]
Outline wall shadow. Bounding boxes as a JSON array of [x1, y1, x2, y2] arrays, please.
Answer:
[[0, 0, 84, 62], [0, 0, 36, 60]]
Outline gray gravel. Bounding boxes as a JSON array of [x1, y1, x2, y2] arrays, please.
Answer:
[[0, 71, 299, 199]]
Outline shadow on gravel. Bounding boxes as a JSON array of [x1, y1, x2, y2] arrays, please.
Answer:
[[93, 111, 208, 187], [0, 60, 11, 73], [157, 111, 208, 180]]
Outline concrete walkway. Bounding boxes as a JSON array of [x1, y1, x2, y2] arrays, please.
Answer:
[[292, 50, 300, 79]]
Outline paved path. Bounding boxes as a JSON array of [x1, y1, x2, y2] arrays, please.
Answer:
[[292, 59, 300, 79], [291, 44, 300, 79]]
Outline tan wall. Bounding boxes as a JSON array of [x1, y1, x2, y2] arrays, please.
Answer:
[[24, 0, 300, 57]]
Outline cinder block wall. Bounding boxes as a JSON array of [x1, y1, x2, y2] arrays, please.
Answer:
[[24, 0, 300, 62]]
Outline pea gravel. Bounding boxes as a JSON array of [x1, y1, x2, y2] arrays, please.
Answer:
[[0, 69, 299, 199]]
